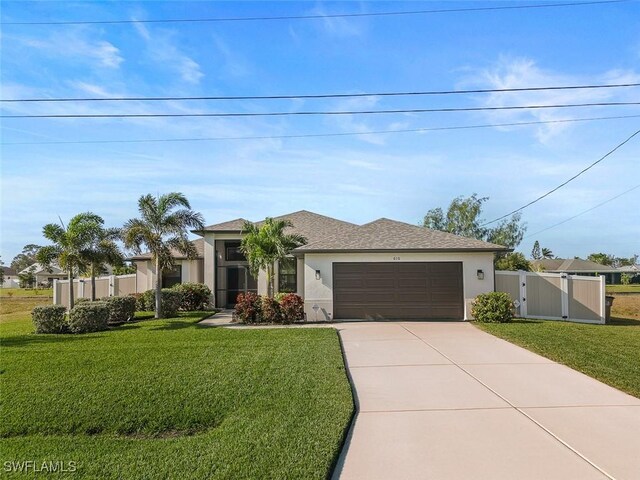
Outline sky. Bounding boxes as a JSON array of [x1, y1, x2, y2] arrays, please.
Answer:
[[1, 0, 639, 264]]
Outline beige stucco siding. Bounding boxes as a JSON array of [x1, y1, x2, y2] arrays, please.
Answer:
[[303, 252, 495, 321]]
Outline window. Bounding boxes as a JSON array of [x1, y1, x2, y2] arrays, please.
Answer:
[[278, 257, 297, 293], [225, 242, 246, 261], [162, 265, 182, 288]]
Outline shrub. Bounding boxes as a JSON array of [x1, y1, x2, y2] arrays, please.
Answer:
[[101, 296, 136, 323], [160, 289, 181, 317], [32, 305, 68, 334], [141, 290, 156, 311], [274, 292, 287, 303], [68, 302, 109, 333], [472, 292, 515, 323], [260, 296, 282, 324], [172, 283, 211, 311], [75, 298, 91, 305], [234, 292, 261, 324], [128, 293, 145, 312], [279, 293, 304, 324]]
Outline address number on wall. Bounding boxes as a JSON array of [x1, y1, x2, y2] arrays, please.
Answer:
[[392, 256, 401, 260]]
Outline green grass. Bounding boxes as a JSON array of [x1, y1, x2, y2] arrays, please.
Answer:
[[0, 288, 52, 297], [606, 284, 640, 293], [0, 310, 353, 479], [476, 317, 640, 399]]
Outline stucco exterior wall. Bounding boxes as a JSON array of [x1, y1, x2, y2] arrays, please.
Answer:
[[303, 252, 495, 321], [134, 258, 203, 293]]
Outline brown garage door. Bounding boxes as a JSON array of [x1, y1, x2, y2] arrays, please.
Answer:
[[333, 262, 464, 320]]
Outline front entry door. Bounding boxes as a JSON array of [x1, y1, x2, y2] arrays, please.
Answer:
[[226, 266, 257, 307]]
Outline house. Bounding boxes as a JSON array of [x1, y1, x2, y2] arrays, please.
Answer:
[[1, 266, 18, 288], [531, 258, 622, 284], [20, 263, 67, 287], [132, 210, 509, 321]]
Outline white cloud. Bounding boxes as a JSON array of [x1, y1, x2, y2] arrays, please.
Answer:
[[308, 5, 364, 37], [132, 21, 203, 85], [460, 56, 640, 143], [13, 31, 123, 69]]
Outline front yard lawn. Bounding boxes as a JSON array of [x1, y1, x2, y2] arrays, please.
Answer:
[[0, 312, 353, 478], [476, 317, 640, 399]]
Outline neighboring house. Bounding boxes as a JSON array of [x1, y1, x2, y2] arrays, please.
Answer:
[[131, 210, 509, 321], [1, 266, 19, 288], [531, 258, 624, 284], [20, 263, 67, 286]]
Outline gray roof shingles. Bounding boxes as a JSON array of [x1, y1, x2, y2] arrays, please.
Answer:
[[295, 217, 509, 252], [129, 238, 205, 261]]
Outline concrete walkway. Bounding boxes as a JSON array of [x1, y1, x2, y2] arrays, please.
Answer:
[[333, 322, 640, 480]]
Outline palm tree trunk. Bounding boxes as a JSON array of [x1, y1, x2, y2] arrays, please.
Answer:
[[68, 268, 74, 311], [90, 265, 96, 301], [155, 257, 162, 319], [266, 264, 273, 298]]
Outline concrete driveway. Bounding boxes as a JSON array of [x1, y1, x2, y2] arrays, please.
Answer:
[[333, 322, 640, 480]]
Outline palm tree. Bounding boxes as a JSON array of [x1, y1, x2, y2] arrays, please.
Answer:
[[240, 218, 307, 297], [37, 213, 104, 310], [541, 248, 555, 259], [80, 222, 124, 301], [121, 193, 204, 318]]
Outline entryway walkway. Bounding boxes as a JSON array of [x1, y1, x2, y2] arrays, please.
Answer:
[[332, 322, 640, 480]]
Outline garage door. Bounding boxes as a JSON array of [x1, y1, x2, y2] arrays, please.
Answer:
[[333, 262, 464, 320]]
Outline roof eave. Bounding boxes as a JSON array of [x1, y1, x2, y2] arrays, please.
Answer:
[[293, 247, 512, 255]]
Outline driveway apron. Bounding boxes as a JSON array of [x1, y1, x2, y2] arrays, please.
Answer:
[[333, 322, 640, 480]]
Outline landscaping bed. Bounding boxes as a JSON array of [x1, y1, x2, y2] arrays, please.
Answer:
[[476, 316, 640, 399], [0, 310, 353, 479]]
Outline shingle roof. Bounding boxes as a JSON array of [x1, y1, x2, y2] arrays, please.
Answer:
[[198, 210, 358, 246], [129, 238, 205, 261], [295, 218, 510, 252], [200, 218, 249, 232], [532, 258, 616, 272], [1, 266, 17, 276]]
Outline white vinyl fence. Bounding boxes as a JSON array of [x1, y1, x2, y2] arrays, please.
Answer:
[[495, 270, 606, 324], [54, 274, 137, 308]]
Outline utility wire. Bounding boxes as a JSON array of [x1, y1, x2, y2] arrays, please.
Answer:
[[481, 128, 640, 226], [3, 101, 639, 119], [1, 0, 627, 25], [3, 82, 639, 103], [3, 114, 639, 146], [525, 184, 640, 238]]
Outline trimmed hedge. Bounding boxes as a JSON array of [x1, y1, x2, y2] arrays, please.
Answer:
[[101, 296, 136, 323], [472, 292, 515, 323], [235, 292, 261, 324], [32, 305, 68, 334], [260, 296, 282, 323], [141, 289, 181, 317], [172, 283, 211, 311], [68, 302, 110, 333], [279, 293, 305, 324]]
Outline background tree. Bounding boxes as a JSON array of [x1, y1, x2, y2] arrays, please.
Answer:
[[18, 265, 36, 288], [10, 244, 42, 272], [79, 220, 124, 301], [0, 256, 4, 285], [122, 193, 204, 319], [531, 241, 541, 260], [587, 252, 615, 266], [541, 247, 555, 259], [423, 194, 526, 250], [36, 213, 103, 309], [112, 263, 137, 275], [241, 218, 307, 297], [495, 252, 532, 271]]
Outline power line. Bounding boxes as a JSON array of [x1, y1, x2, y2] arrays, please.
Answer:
[[1, 1, 627, 26], [3, 83, 639, 103], [481, 128, 640, 226], [3, 114, 639, 146], [3, 102, 640, 119], [525, 184, 640, 238]]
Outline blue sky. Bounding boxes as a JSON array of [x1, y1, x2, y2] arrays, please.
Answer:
[[1, 1, 639, 263]]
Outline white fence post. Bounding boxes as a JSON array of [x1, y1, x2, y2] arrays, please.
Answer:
[[78, 279, 85, 299], [518, 270, 528, 318], [109, 275, 116, 297], [600, 275, 606, 324], [561, 274, 569, 320], [53, 279, 58, 305]]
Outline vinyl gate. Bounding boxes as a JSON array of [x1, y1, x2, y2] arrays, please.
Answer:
[[495, 271, 605, 324]]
